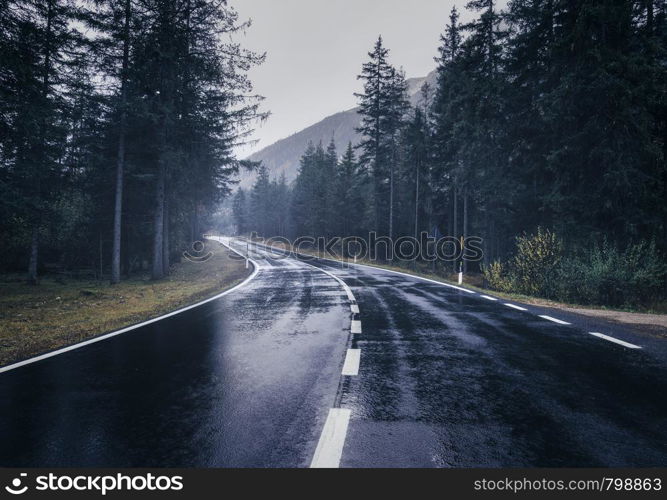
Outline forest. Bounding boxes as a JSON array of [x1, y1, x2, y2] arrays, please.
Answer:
[[0, 0, 265, 283], [234, 0, 667, 308]]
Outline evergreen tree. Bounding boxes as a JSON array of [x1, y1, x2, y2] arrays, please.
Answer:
[[1, 0, 86, 283], [334, 142, 365, 237], [355, 36, 394, 237], [232, 188, 248, 235], [250, 165, 271, 237]]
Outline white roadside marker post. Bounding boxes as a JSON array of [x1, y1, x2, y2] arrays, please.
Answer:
[[246, 241, 249, 269], [458, 260, 463, 285]]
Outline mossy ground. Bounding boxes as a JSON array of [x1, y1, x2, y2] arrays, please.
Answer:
[[0, 247, 251, 366]]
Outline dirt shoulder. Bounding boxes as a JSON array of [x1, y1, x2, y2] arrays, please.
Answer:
[[0, 245, 251, 367]]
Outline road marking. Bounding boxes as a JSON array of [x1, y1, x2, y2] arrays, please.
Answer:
[[504, 303, 528, 311], [231, 241, 359, 470], [249, 241, 650, 358], [589, 332, 642, 349], [539, 315, 571, 325], [250, 240, 476, 294], [0, 238, 260, 375], [310, 408, 351, 468], [341, 348, 361, 376]]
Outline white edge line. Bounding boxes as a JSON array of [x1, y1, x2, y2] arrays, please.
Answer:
[[258, 244, 358, 469], [310, 408, 351, 468], [589, 332, 642, 349], [341, 348, 361, 376], [303, 260, 361, 335], [539, 315, 571, 325], [504, 303, 528, 311], [0, 237, 259, 375], [249, 241, 476, 294], [236, 240, 358, 469]]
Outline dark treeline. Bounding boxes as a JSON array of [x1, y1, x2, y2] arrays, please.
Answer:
[[234, 0, 666, 306], [0, 0, 265, 283]]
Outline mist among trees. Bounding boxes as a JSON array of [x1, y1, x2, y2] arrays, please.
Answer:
[[0, 0, 265, 282], [235, 0, 666, 307]]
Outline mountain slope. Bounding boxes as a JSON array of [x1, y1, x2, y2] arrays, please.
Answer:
[[238, 69, 437, 189]]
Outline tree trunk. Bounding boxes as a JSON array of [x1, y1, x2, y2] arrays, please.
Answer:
[[162, 196, 170, 276], [452, 187, 458, 273], [111, 132, 125, 284], [111, 0, 131, 285], [151, 161, 165, 280], [483, 212, 490, 269], [389, 142, 395, 242], [27, 226, 39, 285], [26, 0, 53, 285], [414, 159, 420, 241], [463, 187, 469, 273]]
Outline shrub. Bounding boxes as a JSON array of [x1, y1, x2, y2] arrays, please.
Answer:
[[557, 239, 667, 308], [512, 227, 563, 297], [482, 229, 666, 309], [482, 260, 514, 293]]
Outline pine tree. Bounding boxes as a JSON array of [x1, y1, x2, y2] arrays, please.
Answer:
[[250, 165, 271, 237], [1, 0, 86, 283], [232, 188, 248, 235], [431, 5, 466, 269], [385, 67, 410, 239], [355, 36, 394, 237], [334, 142, 365, 237]]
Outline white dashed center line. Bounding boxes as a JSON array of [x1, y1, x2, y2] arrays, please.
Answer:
[[341, 348, 361, 376], [480, 295, 498, 301], [539, 315, 571, 325], [504, 303, 528, 311], [589, 332, 642, 349], [310, 408, 351, 468]]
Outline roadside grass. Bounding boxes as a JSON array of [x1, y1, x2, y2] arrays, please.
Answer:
[[255, 239, 667, 333], [0, 246, 251, 367]]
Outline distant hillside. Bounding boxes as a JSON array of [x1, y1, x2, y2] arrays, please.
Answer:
[[238, 69, 437, 189]]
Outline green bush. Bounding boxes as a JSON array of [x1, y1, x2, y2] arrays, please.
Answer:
[[557, 240, 667, 308], [482, 260, 514, 293], [482, 229, 666, 309], [512, 227, 563, 297]]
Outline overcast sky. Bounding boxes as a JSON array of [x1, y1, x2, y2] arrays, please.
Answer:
[[234, 0, 467, 157]]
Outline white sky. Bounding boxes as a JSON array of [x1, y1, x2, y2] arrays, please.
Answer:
[[233, 0, 467, 157]]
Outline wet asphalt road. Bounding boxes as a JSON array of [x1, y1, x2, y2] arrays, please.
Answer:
[[0, 241, 349, 467], [1, 238, 667, 467], [302, 257, 667, 467]]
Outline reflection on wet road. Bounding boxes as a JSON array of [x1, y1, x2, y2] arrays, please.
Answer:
[[0, 240, 349, 467], [302, 257, 667, 467], [1, 238, 666, 467]]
